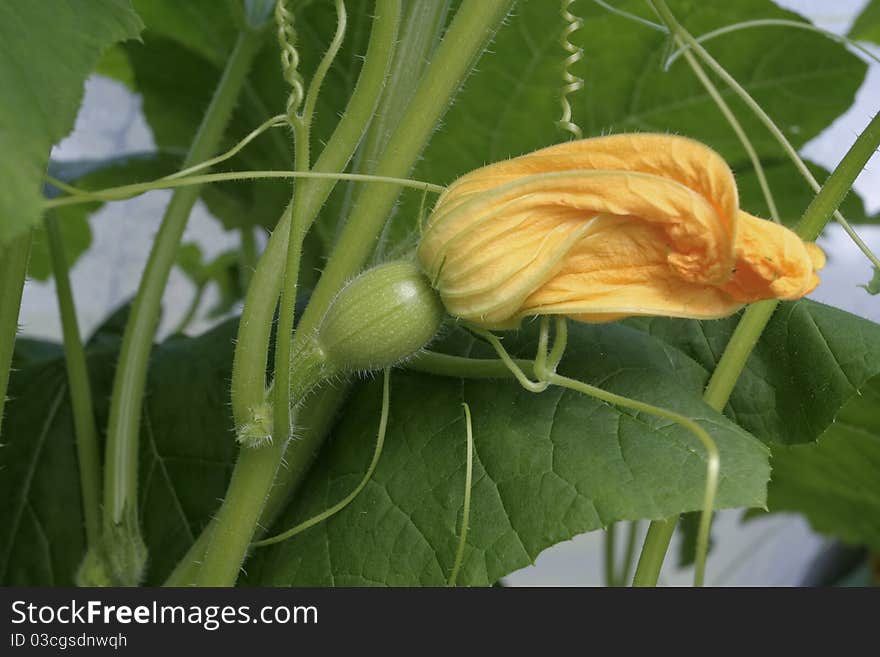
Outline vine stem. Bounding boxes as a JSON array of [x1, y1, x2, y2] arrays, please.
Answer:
[[195, 0, 402, 586], [294, 0, 516, 339], [46, 214, 101, 548], [42, 170, 444, 209], [99, 27, 265, 584], [168, 0, 405, 583], [652, 0, 880, 271], [0, 231, 32, 437], [174, 0, 512, 586], [631, 74, 880, 586], [252, 368, 390, 548], [604, 524, 617, 586], [196, 342, 327, 586]]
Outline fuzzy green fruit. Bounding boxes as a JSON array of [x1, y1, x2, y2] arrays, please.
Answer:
[[316, 260, 445, 373]]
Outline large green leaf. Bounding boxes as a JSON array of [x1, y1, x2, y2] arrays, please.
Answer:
[[629, 300, 880, 446], [248, 321, 770, 586], [0, 0, 143, 243], [764, 374, 880, 551], [0, 314, 238, 585], [6, 300, 880, 585]]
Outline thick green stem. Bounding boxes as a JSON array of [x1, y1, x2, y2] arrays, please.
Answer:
[[632, 518, 676, 587], [187, 0, 511, 587], [0, 230, 32, 437], [706, 110, 880, 409], [100, 28, 264, 584], [46, 214, 101, 548], [604, 524, 617, 587], [295, 0, 515, 338], [164, 384, 347, 586], [196, 341, 326, 586], [173, 0, 402, 585], [230, 0, 401, 428], [632, 109, 880, 587]]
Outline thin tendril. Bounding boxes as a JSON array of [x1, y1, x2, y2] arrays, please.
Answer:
[[44, 174, 92, 197], [163, 114, 288, 181], [477, 318, 718, 587], [448, 402, 474, 587], [664, 19, 880, 70], [252, 367, 391, 548], [43, 170, 445, 209], [275, 0, 305, 122], [466, 324, 549, 392], [417, 183, 430, 238], [590, 0, 667, 32], [558, 0, 584, 139], [302, 0, 347, 130]]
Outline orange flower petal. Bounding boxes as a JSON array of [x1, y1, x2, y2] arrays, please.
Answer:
[[721, 211, 825, 302], [417, 134, 824, 328]]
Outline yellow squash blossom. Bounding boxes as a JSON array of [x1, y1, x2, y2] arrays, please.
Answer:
[[417, 133, 825, 329]]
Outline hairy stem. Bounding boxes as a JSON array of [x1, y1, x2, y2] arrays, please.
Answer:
[[295, 0, 516, 338], [100, 27, 264, 584], [197, 0, 402, 586], [163, 384, 347, 586], [196, 343, 326, 586], [46, 214, 101, 548], [0, 230, 32, 437], [230, 0, 401, 429], [43, 170, 443, 209]]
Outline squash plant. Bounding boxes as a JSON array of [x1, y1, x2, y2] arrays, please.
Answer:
[[1, 0, 879, 588]]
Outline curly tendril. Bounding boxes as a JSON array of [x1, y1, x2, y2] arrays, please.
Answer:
[[275, 0, 305, 120], [558, 0, 584, 139]]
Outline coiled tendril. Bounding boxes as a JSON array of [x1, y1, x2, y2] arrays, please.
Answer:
[[275, 0, 305, 120], [558, 0, 584, 139]]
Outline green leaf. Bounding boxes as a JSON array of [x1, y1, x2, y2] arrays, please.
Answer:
[[0, 0, 143, 244], [850, 0, 880, 45], [765, 374, 880, 551], [629, 300, 880, 446], [131, 0, 239, 66], [248, 322, 769, 586], [0, 316, 238, 585], [0, 324, 121, 585]]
